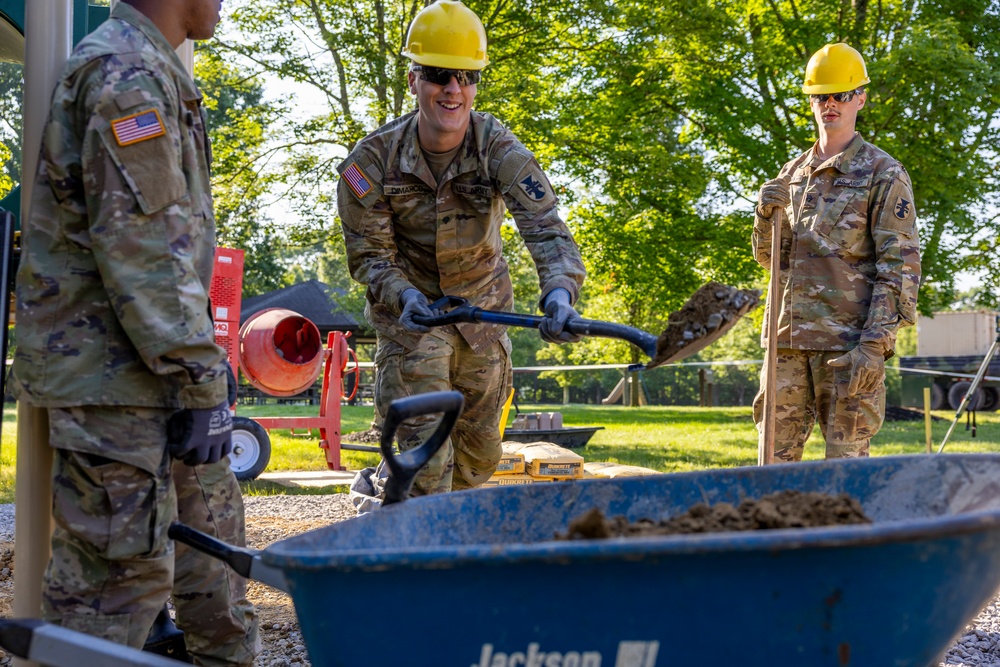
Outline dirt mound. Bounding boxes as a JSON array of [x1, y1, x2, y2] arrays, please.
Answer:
[[558, 490, 871, 540], [343, 427, 382, 444], [650, 282, 761, 368]]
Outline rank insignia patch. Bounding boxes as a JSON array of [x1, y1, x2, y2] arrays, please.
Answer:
[[519, 174, 547, 201], [111, 109, 166, 146], [893, 196, 912, 220], [343, 162, 373, 198]]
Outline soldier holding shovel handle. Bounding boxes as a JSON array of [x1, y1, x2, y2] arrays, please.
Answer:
[[752, 43, 921, 463]]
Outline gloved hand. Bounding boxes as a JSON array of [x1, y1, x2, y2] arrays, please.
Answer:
[[399, 288, 434, 333], [539, 288, 583, 344], [827, 342, 886, 397], [757, 178, 790, 219], [167, 400, 233, 466]]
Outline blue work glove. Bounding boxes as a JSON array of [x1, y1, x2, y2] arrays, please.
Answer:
[[167, 400, 233, 466], [399, 288, 434, 333], [539, 288, 583, 344]]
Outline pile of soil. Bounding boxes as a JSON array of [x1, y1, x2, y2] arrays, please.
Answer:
[[558, 490, 871, 540], [651, 282, 761, 368], [342, 427, 382, 443]]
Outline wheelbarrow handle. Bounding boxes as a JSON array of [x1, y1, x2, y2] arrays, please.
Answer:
[[168, 523, 289, 593], [0, 618, 184, 667], [413, 296, 657, 359], [381, 390, 465, 506]]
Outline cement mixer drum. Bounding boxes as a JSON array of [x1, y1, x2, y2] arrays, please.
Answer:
[[238, 308, 324, 397]]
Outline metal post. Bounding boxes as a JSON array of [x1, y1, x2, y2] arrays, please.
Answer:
[[15, 4, 74, 664], [938, 315, 1000, 454], [923, 387, 932, 453]]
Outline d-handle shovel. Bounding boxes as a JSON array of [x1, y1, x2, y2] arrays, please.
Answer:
[[414, 296, 660, 369], [168, 391, 465, 592]]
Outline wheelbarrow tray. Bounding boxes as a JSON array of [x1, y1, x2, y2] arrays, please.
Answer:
[[502, 425, 604, 449], [265, 454, 1000, 667]]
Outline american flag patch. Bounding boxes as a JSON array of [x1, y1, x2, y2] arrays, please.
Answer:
[[342, 162, 372, 198], [111, 109, 166, 146]]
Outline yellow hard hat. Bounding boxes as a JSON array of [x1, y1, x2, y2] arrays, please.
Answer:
[[802, 43, 870, 94], [402, 1, 489, 70]]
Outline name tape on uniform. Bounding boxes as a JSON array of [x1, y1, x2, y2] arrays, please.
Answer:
[[111, 109, 166, 146], [343, 162, 372, 198]]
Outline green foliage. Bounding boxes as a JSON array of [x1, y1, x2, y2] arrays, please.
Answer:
[[195, 45, 288, 296], [209, 0, 999, 359], [0, 62, 22, 197]]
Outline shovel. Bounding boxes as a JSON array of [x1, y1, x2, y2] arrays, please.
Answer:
[[413, 281, 760, 370]]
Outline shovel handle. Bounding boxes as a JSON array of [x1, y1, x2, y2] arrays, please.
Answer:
[[414, 297, 657, 359], [167, 523, 290, 592], [168, 523, 258, 578], [381, 391, 465, 505]]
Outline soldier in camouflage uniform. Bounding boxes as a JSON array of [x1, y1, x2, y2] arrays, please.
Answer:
[[10, 1, 259, 664], [752, 43, 921, 462], [338, 1, 586, 498]]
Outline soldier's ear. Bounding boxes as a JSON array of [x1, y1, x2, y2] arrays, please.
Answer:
[[407, 70, 417, 95]]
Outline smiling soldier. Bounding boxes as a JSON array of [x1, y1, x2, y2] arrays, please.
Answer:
[[752, 43, 922, 462], [338, 0, 585, 505]]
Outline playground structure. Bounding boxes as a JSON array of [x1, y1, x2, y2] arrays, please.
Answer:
[[209, 247, 359, 480]]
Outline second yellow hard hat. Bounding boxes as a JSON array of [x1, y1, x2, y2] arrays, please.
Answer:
[[402, 1, 489, 70], [802, 43, 870, 94]]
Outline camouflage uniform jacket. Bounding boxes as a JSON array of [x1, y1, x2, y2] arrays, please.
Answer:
[[10, 2, 227, 409], [337, 110, 586, 354], [752, 133, 921, 356]]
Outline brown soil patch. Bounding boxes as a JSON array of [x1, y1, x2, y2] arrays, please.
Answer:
[[342, 427, 382, 444], [559, 490, 871, 540], [651, 282, 761, 368]]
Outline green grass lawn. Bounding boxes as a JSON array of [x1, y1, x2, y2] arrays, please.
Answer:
[[2, 402, 998, 502]]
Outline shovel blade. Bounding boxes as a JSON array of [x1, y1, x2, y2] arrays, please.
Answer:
[[646, 282, 761, 370]]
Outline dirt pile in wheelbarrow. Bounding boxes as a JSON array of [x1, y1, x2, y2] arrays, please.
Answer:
[[650, 281, 761, 368], [558, 490, 871, 540]]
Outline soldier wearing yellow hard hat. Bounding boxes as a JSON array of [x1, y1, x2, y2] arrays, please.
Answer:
[[338, 1, 585, 510], [751, 43, 921, 463]]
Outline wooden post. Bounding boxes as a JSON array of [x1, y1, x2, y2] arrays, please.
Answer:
[[758, 209, 782, 466], [15, 5, 74, 665], [924, 387, 933, 454]]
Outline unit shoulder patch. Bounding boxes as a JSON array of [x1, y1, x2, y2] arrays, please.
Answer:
[[110, 108, 166, 146], [518, 173, 548, 201], [342, 162, 373, 199], [893, 196, 913, 220]]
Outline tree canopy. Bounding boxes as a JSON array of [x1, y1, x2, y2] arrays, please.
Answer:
[[209, 0, 1000, 362]]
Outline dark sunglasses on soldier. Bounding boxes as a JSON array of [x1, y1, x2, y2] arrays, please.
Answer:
[[412, 65, 481, 87], [810, 89, 863, 104]]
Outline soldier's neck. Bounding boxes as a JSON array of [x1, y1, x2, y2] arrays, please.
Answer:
[[815, 128, 857, 162]]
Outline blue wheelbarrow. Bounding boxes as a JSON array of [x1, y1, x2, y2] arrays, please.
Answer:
[[6, 395, 1000, 667]]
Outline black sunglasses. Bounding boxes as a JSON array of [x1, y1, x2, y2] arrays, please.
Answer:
[[810, 89, 863, 104], [412, 65, 481, 87]]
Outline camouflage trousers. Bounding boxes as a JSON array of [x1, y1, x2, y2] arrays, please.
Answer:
[[752, 349, 885, 462], [375, 330, 513, 495], [43, 405, 260, 667]]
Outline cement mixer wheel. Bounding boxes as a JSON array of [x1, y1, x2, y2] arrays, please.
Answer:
[[229, 416, 271, 481]]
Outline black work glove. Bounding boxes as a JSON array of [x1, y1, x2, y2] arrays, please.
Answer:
[[399, 288, 434, 333], [167, 400, 233, 466], [539, 288, 583, 344]]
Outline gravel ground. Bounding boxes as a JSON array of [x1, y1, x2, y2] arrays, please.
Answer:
[[0, 497, 998, 666]]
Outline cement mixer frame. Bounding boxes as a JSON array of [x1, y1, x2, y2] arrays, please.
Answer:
[[210, 247, 360, 480]]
